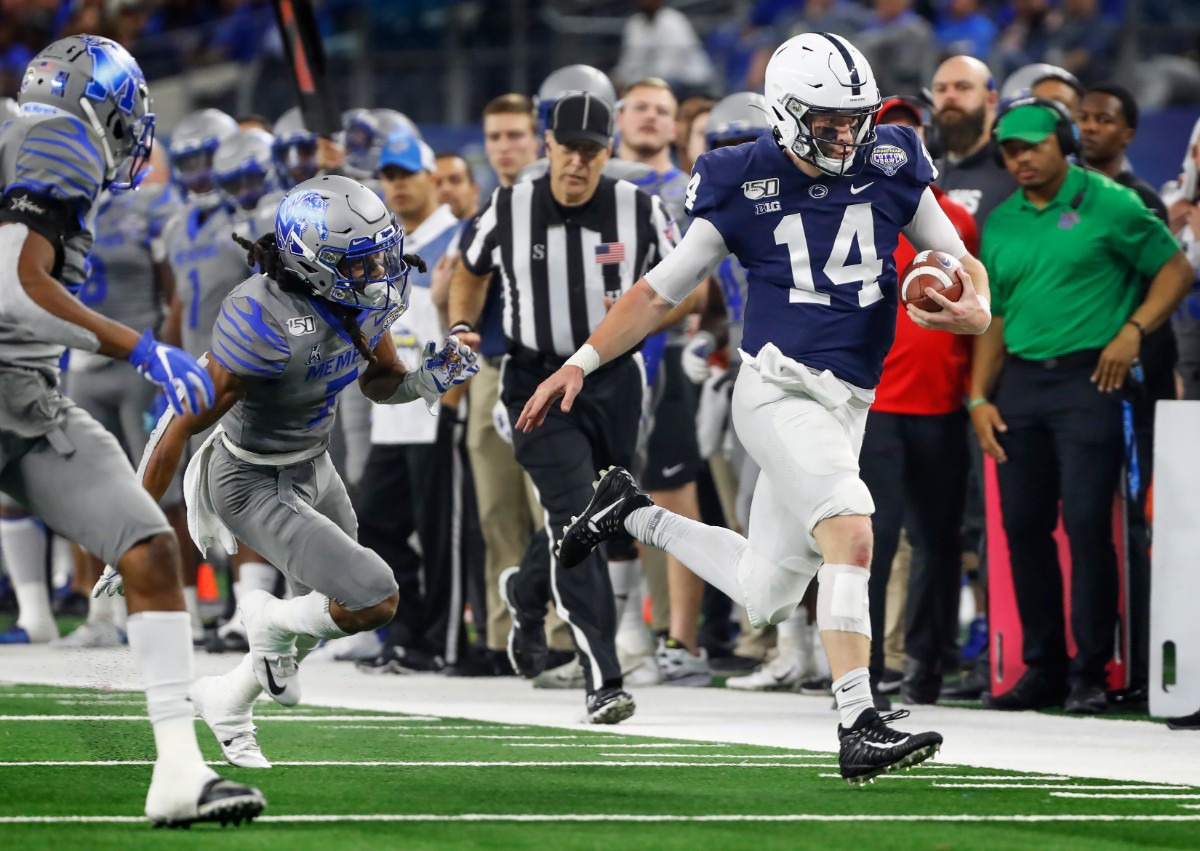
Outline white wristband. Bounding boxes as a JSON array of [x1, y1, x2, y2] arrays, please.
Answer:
[[565, 344, 601, 377]]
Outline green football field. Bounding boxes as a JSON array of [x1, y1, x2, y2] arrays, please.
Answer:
[[0, 684, 1196, 849]]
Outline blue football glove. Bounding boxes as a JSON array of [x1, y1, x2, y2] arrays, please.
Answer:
[[128, 329, 215, 417], [411, 335, 480, 410]]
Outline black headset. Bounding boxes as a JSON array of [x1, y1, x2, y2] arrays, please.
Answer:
[[992, 96, 1090, 210], [991, 96, 1080, 167]]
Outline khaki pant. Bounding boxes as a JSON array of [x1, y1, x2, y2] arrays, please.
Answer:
[[466, 359, 570, 652], [884, 530, 912, 672]]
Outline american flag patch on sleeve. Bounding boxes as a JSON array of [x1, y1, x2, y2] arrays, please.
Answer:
[[594, 242, 625, 264]]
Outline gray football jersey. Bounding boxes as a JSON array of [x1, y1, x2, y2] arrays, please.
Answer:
[[81, 186, 165, 331], [163, 201, 256, 359], [0, 111, 105, 374], [211, 274, 403, 455]]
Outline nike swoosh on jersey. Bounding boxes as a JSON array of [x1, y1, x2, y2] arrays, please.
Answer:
[[850, 182, 874, 195], [263, 659, 287, 696], [586, 497, 625, 533]]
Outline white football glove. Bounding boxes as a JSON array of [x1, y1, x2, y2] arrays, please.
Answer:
[[92, 565, 124, 598], [411, 335, 480, 411], [681, 331, 717, 384]]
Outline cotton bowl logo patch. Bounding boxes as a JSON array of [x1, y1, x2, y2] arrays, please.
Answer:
[[276, 191, 330, 257], [870, 144, 908, 177]]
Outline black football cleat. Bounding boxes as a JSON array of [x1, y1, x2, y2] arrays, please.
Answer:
[[498, 566, 549, 678], [557, 467, 653, 569], [151, 777, 266, 829], [838, 709, 942, 785], [586, 686, 636, 725]]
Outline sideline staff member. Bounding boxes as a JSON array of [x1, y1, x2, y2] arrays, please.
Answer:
[[448, 92, 679, 723], [970, 99, 1191, 715]]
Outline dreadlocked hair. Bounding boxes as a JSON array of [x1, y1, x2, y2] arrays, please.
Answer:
[[404, 253, 427, 274], [230, 232, 377, 366]]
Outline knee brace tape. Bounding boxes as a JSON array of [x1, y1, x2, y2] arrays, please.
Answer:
[[816, 562, 871, 638]]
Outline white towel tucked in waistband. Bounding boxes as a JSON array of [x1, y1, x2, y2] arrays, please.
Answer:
[[183, 425, 238, 558], [739, 343, 874, 410]]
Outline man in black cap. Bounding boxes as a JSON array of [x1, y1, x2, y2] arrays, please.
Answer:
[[448, 91, 683, 723]]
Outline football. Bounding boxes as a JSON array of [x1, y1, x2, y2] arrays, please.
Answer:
[[901, 250, 965, 313]]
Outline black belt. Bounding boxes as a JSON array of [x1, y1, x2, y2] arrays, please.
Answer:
[[1008, 348, 1103, 371]]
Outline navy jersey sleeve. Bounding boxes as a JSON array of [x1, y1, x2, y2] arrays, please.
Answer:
[[211, 293, 291, 379], [683, 148, 742, 252]]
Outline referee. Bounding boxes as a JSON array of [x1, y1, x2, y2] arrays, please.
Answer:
[[449, 91, 680, 723]]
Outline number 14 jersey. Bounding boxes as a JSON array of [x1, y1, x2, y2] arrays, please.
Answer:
[[685, 125, 935, 389]]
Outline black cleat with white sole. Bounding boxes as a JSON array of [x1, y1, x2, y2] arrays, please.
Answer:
[[557, 467, 653, 569], [586, 686, 636, 725], [838, 709, 942, 785], [153, 778, 266, 829]]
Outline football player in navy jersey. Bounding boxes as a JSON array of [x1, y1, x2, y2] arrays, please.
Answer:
[[518, 32, 992, 784]]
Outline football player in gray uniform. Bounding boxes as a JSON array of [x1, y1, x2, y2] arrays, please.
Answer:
[[136, 175, 478, 769], [0, 35, 264, 826]]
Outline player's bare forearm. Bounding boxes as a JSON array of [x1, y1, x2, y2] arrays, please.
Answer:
[[651, 285, 704, 333], [162, 291, 183, 348], [969, 317, 1006, 400], [1128, 252, 1193, 334], [360, 362, 409, 402], [359, 331, 408, 402], [960, 253, 990, 303], [590, 279, 674, 363], [448, 262, 490, 330], [141, 414, 190, 503], [16, 232, 141, 357]]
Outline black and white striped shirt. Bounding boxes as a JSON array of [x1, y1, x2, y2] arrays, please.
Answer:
[[461, 174, 677, 358]]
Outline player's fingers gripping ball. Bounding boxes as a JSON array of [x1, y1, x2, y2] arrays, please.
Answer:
[[901, 250, 964, 314]]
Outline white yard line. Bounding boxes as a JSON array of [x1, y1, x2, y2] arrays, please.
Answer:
[[0, 715, 444, 722], [599, 753, 833, 760], [0, 759, 908, 769], [3, 814, 1200, 824], [934, 783, 1191, 790], [1050, 792, 1200, 800], [506, 742, 727, 748], [817, 774, 1071, 781], [314, 725, 530, 731]]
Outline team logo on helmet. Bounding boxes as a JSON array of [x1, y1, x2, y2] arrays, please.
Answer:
[[80, 35, 142, 115], [277, 190, 331, 256], [870, 145, 907, 177]]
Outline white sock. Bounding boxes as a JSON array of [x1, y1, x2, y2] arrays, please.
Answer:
[[50, 534, 73, 591], [624, 506, 746, 602], [620, 577, 647, 637], [607, 558, 643, 627], [2, 517, 56, 640], [776, 608, 811, 659], [112, 594, 128, 632], [268, 592, 349, 640], [832, 666, 874, 729], [126, 611, 213, 778], [239, 562, 278, 596], [181, 586, 202, 633], [89, 590, 115, 626], [224, 654, 264, 716]]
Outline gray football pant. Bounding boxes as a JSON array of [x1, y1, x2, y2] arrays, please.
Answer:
[[206, 442, 397, 610]]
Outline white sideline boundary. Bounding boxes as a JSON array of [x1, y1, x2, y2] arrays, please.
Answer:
[[3, 646, 1200, 785], [3, 814, 1200, 824]]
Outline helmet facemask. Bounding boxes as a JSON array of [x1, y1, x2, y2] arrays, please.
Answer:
[[320, 230, 410, 311], [779, 96, 880, 177]]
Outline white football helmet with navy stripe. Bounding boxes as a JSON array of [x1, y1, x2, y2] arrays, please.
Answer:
[[764, 32, 881, 177]]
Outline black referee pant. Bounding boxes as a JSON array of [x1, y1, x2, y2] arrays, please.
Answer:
[[354, 411, 482, 667], [993, 352, 1124, 688], [502, 346, 643, 694], [859, 409, 969, 683]]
